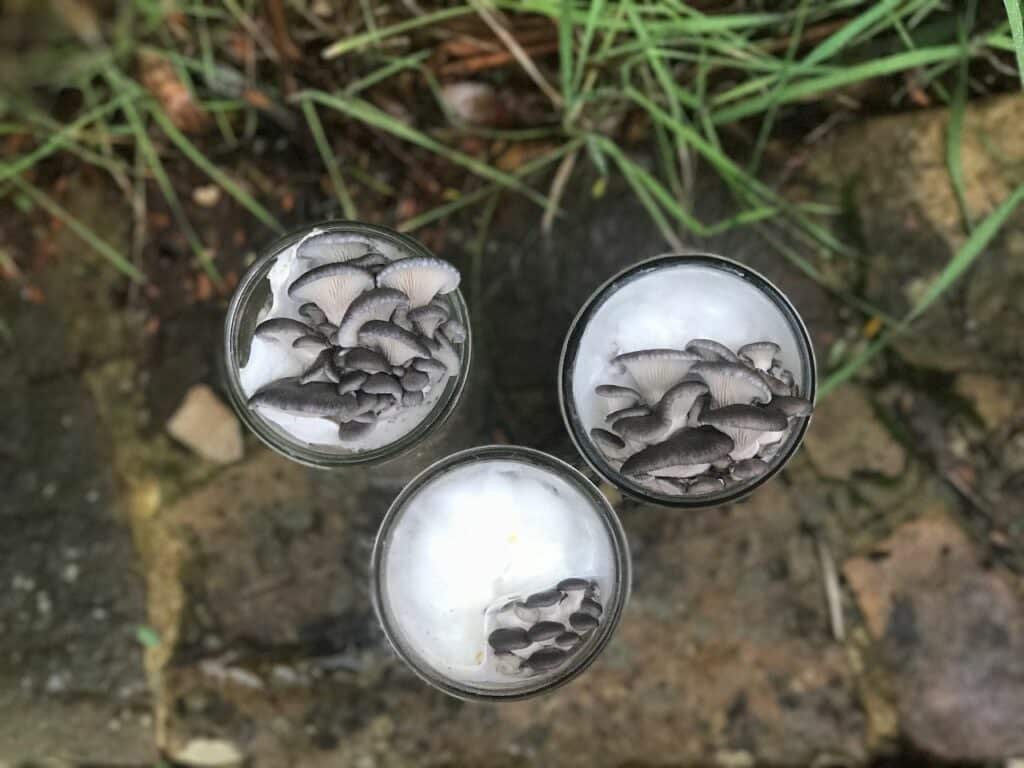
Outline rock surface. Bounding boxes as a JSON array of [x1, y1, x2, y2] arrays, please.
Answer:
[[166, 383, 244, 464]]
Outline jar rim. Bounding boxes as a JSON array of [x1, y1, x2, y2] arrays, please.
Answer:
[[370, 444, 632, 701], [558, 251, 817, 509], [222, 220, 472, 468]]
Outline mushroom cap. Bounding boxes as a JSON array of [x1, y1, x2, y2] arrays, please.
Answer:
[[336, 370, 368, 395], [730, 457, 770, 481], [528, 621, 566, 643], [343, 347, 392, 374], [297, 231, 375, 263], [401, 369, 430, 392], [568, 612, 599, 632], [554, 631, 582, 649], [422, 332, 460, 375], [362, 372, 403, 399], [402, 389, 425, 407], [348, 250, 391, 270], [612, 413, 672, 444], [524, 589, 563, 608], [656, 380, 711, 431], [412, 356, 447, 382], [738, 341, 781, 371], [605, 405, 651, 423], [686, 476, 726, 494], [652, 462, 712, 479], [594, 384, 641, 406], [376, 257, 461, 307], [292, 334, 329, 352], [298, 349, 337, 385], [297, 303, 327, 326], [620, 426, 734, 477], [333, 287, 409, 348], [489, 627, 530, 653], [358, 320, 431, 366], [287, 263, 374, 324], [557, 578, 591, 592], [685, 338, 740, 362], [690, 361, 772, 406], [248, 379, 356, 420], [687, 393, 709, 427], [253, 318, 314, 345], [579, 597, 602, 618], [759, 370, 793, 397], [408, 304, 449, 339], [525, 647, 569, 671], [771, 395, 813, 418], [590, 427, 630, 461], [613, 349, 700, 405], [699, 404, 787, 461], [441, 317, 467, 344], [337, 419, 376, 443]]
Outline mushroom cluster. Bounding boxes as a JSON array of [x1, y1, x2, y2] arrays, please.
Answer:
[[487, 577, 602, 676], [246, 232, 464, 447], [589, 338, 812, 496]]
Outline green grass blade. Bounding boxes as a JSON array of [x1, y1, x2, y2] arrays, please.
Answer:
[[947, 10, 972, 232], [322, 6, 475, 59], [572, 0, 605, 92], [559, 0, 574, 108], [345, 51, 431, 96], [1004, 0, 1024, 88], [299, 91, 552, 211], [148, 104, 284, 232], [299, 98, 358, 220], [11, 176, 145, 283]]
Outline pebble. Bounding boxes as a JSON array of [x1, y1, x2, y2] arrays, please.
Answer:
[[166, 384, 244, 464]]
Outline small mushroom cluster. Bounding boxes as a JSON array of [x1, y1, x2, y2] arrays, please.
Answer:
[[486, 577, 602, 676], [589, 338, 813, 496], [247, 232, 465, 446]]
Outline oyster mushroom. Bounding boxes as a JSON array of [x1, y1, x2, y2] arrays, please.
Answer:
[[524, 589, 563, 609], [441, 317, 467, 344], [391, 304, 414, 332], [335, 288, 409, 347], [686, 476, 726, 494], [337, 419, 376, 443], [489, 627, 530, 653], [687, 393, 709, 427], [299, 349, 340, 385], [606, 404, 651, 423], [699, 404, 787, 461], [343, 347, 392, 374], [422, 332, 460, 375], [362, 372, 403, 400], [401, 369, 429, 392], [287, 263, 374, 325], [253, 318, 313, 345], [612, 412, 672, 445], [613, 349, 700, 405], [685, 338, 739, 362], [569, 612, 599, 632], [525, 647, 569, 671], [730, 457, 771, 481], [292, 334, 329, 353], [298, 303, 327, 326], [656, 380, 710, 434], [690, 361, 772, 406], [376, 257, 460, 307], [738, 341, 781, 372], [771, 395, 814, 418], [759, 370, 792, 397], [336, 370, 368, 395], [358, 321, 431, 366], [402, 390, 425, 407], [554, 632, 582, 650], [557, 578, 591, 592], [408, 304, 449, 339], [528, 622, 565, 643], [621, 426, 734, 480], [248, 379, 356, 421], [348, 250, 391, 271], [590, 428, 631, 461], [297, 231, 372, 263], [594, 384, 642, 411], [412, 357, 447, 383]]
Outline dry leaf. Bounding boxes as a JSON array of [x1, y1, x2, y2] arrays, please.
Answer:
[[138, 51, 209, 134]]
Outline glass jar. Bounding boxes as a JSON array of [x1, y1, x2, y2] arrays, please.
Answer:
[[371, 445, 631, 701], [223, 221, 472, 468], [559, 252, 817, 508]]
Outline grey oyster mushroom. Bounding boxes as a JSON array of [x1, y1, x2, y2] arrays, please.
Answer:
[[590, 428, 631, 461], [687, 393, 710, 427], [759, 370, 793, 397], [316, 322, 338, 338], [336, 370, 368, 395], [686, 476, 726, 494], [685, 338, 740, 362], [391, 304, 414, 332], [777, 368, 796, 392], [422, 332, 460, 375], [253, 317, 314, 345], [557, 578, 591, 592], [287, 263, 374, 324], [337, 420, 376, 443], [690, 361, 772, 407], [372, 393, 399, 414], [771, 395, 814, 418], [344, 347, 392, 373], [292, 334, 329, 352], [621, 426, 734, 480], [738, 341, 781, 372], [412, 357, 447, 383], [352, 411, 379, 424], [362, 372, 404, 400], [248, 380, 357, 421], [656, 380, 710, 433], [554, 632, 582, 650], [401, 369, 430, 392], [527, 621, 566, 643], [402, 390, 425, 407], [579, 597, 602, 618], [348, 251, 391, 270], [376, 257, 461, 307], [612, 412, 672, 445], [569, 612, 599, 632], [296, 231, 373, 263], [594, 384, 641, 410], [335, 288, 409, 347], [298, 303, 328, 326], [613, 349, 700, 405], [408, 304, 449, 339], [441, 317, 467, 344], [525, 647, 569, 671], [699, 404, 788, 461], [731, 457, 771, 481], [488, 627, 530, 653], [358, 321, 431, 366], [606, 404, 651, 423], [524, 589, 564, 609], [299, 349, 340, 385]]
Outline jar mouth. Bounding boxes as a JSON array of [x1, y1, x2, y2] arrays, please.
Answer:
[[558, 252, 817, 509], [222, 221, 472, 468], [370, 445, 632, 701]]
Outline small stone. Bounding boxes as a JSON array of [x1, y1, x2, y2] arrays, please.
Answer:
[[192, 184, 222, 208], [174, 738, 245, 767], [62, 563, 80, 583], [166, 384, 244, 464]]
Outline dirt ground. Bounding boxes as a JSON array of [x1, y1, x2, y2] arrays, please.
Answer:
[[2, 89, 1024, 767]]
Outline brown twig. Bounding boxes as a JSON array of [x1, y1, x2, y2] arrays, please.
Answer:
[[440, 41, 560, 76]]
